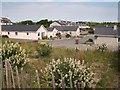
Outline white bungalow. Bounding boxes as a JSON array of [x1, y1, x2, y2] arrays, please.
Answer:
[[2, 25, 48, 40]]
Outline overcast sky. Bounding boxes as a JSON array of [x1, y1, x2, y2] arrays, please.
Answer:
[[1, 0, 120, 2], [1, 2, 119, 22]]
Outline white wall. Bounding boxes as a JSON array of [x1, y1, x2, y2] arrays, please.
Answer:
[[2, 25, 48, 40], [50, 22, 61, 27], [2, 31, 38, 40], [47, 31, 53, 38], [47, 28, 58, 38], [57, 30, 78, 37], [95, 37, 118, 49], [76, 28, 80, 36], [37, 25, 47, 39], [71, 31, 77, 36], [79, 26, 90, 28]]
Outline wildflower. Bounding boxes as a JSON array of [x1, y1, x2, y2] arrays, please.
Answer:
[[41, 58, 99, 88]]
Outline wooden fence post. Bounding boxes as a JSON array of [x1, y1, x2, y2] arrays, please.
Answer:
[[8, 61, 15, 88], [7, 61, 11, 88], [0, 57, 2, 90], [30, 71, 32, 89], [77, 81, 80, 90], [36, 70, 40, 89], [61, 76, 65, 90], [21, 68, 25, 89], [52, 73, 55, 89], [2, 67, 5, 88], [77, 81, 84, 90], [5, 60, 9, 88], [15, 66, 20, 88], [70, 74, 73, 89]]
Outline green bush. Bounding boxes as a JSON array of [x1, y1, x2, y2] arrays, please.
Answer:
[[42, 36, 48, 40], [88, 28, 94, 34], [2, 35, 9, 38], [37, 42, 52, 57], [41, 58, 99, 88], [86, 38, 94, 43], [2, 40, 27, 69], [65, 34, 71, 38], [56, 33, 61, 39]]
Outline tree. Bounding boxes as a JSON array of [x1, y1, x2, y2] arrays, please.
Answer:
[[14, 20, 35, 25], [36, 19, 53, 27]]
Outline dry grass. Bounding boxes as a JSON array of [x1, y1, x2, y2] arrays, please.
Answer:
[[2, 39, 119, 88]]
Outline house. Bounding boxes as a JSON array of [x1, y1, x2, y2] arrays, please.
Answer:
[[0, 17, 13, 25], [50, 21, 67, 27], [2, 25, 47, 40], [52, 26, 80, 36], [94, 25, 118, 48], [47, 25, 90, 37], [50, 20, 88, 27], [2, 24, 91, 40]]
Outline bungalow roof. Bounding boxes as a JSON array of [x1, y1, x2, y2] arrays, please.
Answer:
[[52, 26, 79, 31], [2, 25, 41, 32], [94, 26, 118, 36]]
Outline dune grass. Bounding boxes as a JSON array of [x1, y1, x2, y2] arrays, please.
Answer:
[[2, 39, 119, 88], [20, 42, 119, 88]]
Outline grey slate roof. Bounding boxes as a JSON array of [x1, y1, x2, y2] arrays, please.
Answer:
[[94, 26, 118, 36], [53, 26, 78, 31], [2, 25, 41, 32], [46, 27, 54, 31]]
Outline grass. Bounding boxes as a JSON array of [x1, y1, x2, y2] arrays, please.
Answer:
[[21, 42, 119, 88], [2, 38, 120, 88]]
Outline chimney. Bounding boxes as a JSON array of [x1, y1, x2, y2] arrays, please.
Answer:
[[113, 25, 117, 30]]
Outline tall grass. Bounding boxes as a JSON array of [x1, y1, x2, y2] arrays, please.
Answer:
[[2, 39, 119, 88]]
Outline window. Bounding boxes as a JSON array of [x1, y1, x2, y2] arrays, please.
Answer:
[[38, 33, 40, 36], [8, 32, 10, 35], [27, 32, 29, 35], [15, 32, 18, 35]]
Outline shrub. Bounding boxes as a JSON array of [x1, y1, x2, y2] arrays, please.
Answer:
[[96, 44, 107, 52], [2, 40, 27, 69], [42, 36, 48, 40], [37, 42, 52, 57], [2, 35, 9, 38], [41, 58, 99, 88], [56, 33, 61, 39], [66, 34, 71, 38], [86, 38, 94, 43], [88, 28, 94, 34]]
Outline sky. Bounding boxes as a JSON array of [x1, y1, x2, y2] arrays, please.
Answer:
[[1, 1, 119, 22], [1, 0, 120, 2]]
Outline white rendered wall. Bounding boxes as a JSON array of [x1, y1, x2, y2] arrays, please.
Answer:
[[2, 31, 38, 40], [95, 37, 118, 49]]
